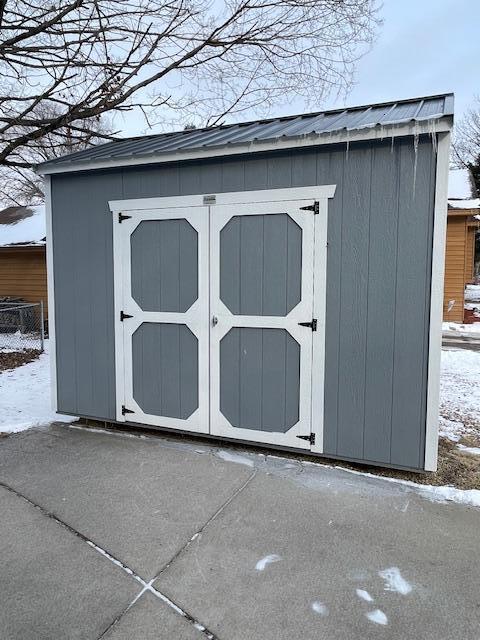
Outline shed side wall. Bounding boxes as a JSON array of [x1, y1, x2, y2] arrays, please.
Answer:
[[51, 137, 436, 469]]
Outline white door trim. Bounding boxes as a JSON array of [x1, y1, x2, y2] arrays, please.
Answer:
[[209, 199, 315, 450], [109, 185, 336, 214], [112, 205, 210, 433], [110, 185, 336, 450], [310, 198, 330, 454], [44, 175, 58, 412]]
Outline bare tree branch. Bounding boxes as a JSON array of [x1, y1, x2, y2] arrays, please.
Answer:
[[454, 97, 480, 167], [0, 0, 380, 192], [0, 102, 113, 203]]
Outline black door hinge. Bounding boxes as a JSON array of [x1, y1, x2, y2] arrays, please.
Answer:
[[300, 201, 319, 214], [120, 310, 133, 321], [297, 433, 316, 445], [298, 319, 317, 331], [118, 212, 132, 223], [122, 405, 134, 416]]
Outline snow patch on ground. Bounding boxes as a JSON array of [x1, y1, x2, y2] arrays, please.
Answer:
[[443, 321, 480, 334], [311, 601, 328, 616], [465, 284, 480, 302], [366, 610, 388, 626], [439, 418, 464, 442], [457, 444, 480, 456], [337, 465, 480, 508], [439, 349, 480, 445], [356, 589, 373, 602], [216, 449, 255, 467], [423, 485, 480, 506], [378, 567, 412, 595], [255, 554, 281, 571], [0, 342, 75, 433]]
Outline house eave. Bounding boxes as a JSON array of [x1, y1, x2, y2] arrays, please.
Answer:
[[0, 243, 46, 252]]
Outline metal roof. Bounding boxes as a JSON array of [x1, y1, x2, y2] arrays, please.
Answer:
[[38, 93, 454, 174]]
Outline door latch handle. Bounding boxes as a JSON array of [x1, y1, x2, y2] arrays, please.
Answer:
[[212, 315, 218, 327]]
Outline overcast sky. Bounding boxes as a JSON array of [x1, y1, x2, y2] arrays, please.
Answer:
[[330, 0, 478, 119], [119, 0, 478, 135]]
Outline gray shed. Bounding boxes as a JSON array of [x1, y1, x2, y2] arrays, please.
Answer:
[[38, 93, 453, 471]]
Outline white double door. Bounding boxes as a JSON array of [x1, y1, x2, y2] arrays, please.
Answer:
[[113, 189, 329, 451]]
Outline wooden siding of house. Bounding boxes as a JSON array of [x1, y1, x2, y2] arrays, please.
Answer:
[[443, 216, 467, 322], [0, 247, 48, 317], [465, 226, 476, 282]]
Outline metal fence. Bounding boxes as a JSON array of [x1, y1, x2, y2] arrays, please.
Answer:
[[0, 302, 45, 354]]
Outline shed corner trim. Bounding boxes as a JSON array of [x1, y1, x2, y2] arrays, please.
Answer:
[[425, 130, 451, 471]]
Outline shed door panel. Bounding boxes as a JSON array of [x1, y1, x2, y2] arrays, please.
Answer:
[[117, 207, 209, 432], [210, 201, 315, 449]]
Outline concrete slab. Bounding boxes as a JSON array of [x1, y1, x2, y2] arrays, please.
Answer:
[[0, 485, 138, 640], [0, 425, 252, 577], [154, 461, 480, 640], [1, 425, 480, 639], [104, 592, 204, 640]]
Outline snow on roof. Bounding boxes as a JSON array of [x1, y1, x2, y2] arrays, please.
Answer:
[[448, 198, 480, 210], [448, 169, 472, 199], [0, 204, 46, 247]]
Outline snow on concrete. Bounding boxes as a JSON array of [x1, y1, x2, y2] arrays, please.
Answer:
[[71, 419, 480, 509], [356, 589, 374, 602], [0, 341, 75, 433], [311, 601, 328, 616], [87, 536, 216, 639], [424, 485, 480, 506], [378, 567, 412, 595], [255, 554, 281, 571], [216, 449, 255, 467], [443, 322, 480, 335], [0, 204, 45, 246], [366, 610, 388, 625], [339, 465, 480, 508]]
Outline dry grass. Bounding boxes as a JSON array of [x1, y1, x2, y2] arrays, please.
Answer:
[[457, 432, 480, 448], [433, 439, 480, 489], [0, 349, 40, 372], [327, 437, 480, 491]]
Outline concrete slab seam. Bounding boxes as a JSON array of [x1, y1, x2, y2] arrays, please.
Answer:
[[0, 481, 220, 640], [153, 469, 257, 579], [97, 468, 256, 638]]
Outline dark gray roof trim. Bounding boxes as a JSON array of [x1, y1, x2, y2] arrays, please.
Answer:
[[38, 93, 454, 174]]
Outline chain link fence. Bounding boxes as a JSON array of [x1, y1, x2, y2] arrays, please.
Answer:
[[0, 301, 45, 355]]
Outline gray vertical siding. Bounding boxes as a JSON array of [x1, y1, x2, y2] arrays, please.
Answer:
[[52, 170, 122, 419], [220, 213, 302, 316], [220, 327, 300, 432], [51, 136, 436, 469], [131, 219, 198, 313], [132, 323, 198, 419]]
